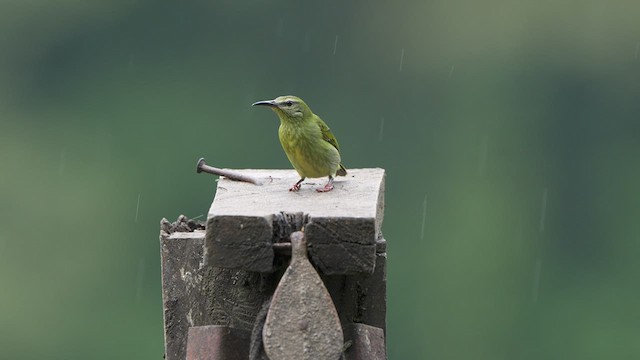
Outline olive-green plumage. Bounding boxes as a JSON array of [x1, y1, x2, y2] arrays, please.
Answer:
[[252, 95, 347, 192]]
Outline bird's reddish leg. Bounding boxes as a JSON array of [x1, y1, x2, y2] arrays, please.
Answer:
[[316, 176, 334, 192], [290, 178, 305, 192]]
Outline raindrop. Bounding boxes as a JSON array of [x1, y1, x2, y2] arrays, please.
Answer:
[[378, 117, 385, 142], [399, 48, 405, 72], [136, 257, 145, 302], [477, 135, 489, 176], [448, 65, 455, 78], [333, 35, 339, 56], [635, 41, 640, 60], [420, 195, 427, 240], [539, 188, 547, 233], [192, 214, 205, 221], [135, 193, 141, 223], [532, 257, 542, 303]]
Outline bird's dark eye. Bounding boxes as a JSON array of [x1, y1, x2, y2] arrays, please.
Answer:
[[286, 101, 293, 106]]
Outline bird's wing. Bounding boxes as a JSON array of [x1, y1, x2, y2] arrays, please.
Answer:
[[314, 116, 340, 152]]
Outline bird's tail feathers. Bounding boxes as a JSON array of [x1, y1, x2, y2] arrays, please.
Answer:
[[336, 164, 347, 176]]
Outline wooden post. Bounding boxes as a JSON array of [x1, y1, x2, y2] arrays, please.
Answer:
[[160, 168, 386, 360]]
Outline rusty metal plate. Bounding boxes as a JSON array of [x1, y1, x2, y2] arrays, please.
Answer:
[[185, 325, 250, 360], [345, 323, 386, 360]]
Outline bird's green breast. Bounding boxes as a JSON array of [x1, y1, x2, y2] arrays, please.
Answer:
[[279, 119, 341, 178]]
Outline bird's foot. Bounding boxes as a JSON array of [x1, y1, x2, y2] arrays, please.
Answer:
[[316, 177, 335, 192], [316, 179, 333, 192], [289, 178, 304, 192], [316, 184, 334, 192]]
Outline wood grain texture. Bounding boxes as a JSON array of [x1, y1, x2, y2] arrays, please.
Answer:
[[205, 168, 385, 274], [160, 230, 273, 360]]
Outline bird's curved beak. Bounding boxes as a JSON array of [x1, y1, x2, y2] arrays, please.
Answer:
[[251, 100, 276, 107]]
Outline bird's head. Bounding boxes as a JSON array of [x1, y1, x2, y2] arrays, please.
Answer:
[[252, 95, 311, 121]]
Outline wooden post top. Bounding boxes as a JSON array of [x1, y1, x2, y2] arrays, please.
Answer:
[[208, 168, 385, 231], [205, 168, 386, 274]]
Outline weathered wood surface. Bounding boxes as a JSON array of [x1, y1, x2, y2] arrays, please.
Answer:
[[160, 230, 207, 360], [160, 228, 274, 360], [162, 168, 388, 359], [322, 244, 387, 333], [205, 168, 385, 274], [161, 229, 387, 360]]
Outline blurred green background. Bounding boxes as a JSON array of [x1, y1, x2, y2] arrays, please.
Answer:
[[1, 0, 639, 359]]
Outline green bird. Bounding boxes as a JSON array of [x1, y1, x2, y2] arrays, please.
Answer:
[[252, 95, 347, 192]]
